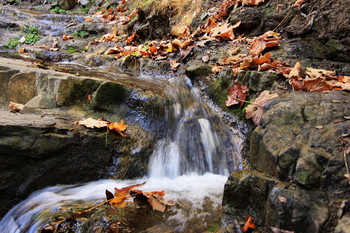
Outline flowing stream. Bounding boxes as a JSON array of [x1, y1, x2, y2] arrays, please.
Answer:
[[0, 69, 244, 232]]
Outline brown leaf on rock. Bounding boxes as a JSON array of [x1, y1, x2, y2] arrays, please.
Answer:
[[226, 83, 249, 107], [126, 31, 137, 45], [77, 118, 109, 128], [62, 34, 74, 41], [249, 31, 281, 56], [306, 67, 336, 80], [171, 38, 193, 49], [303, 77, 332, 92], [245, 90, 279, 125], [210, 21, 241, 41], [9, 101, 24, 113], [252, 52, 272, 65], [108, 120, 128, 137], [289, 76, 303, 91]]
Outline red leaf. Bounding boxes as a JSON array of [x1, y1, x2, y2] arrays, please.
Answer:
[[226, 83, 249, 107]]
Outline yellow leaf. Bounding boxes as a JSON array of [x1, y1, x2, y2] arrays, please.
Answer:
[[109, 192, 129, 208], [108, 120, 128, 137]]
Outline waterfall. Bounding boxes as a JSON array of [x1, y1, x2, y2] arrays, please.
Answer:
[[0, 75, 243, 232], [148, 77, 238, 178]]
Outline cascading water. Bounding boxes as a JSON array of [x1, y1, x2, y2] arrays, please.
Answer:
[[148, 77, 238, 178], [0, 75, 244, 233]]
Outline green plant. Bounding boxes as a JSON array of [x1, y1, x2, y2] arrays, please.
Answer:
[[75, 7, 89, 14], [66, 45, 80, 53], [71, 31, 90, 38], [4, 37, 20, 49], [50, 7, 66, 14], [23, 26, 41, 44]]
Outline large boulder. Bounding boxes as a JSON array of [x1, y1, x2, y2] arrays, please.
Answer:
[[223, 91, 350, 232]]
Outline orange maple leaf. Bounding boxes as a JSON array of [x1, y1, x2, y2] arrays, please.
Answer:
[[108, 120, 128, 137], [242, 215, 257, 232]]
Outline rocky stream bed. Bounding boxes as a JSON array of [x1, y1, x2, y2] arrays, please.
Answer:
[[0, 0, 350, 232]]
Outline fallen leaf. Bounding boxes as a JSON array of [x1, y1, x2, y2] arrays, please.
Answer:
[[278, 196, 287, 203], [315, 125, 324, 130], [305, 67, 336, 80], [245, 90, 279, 125], [242, 215, 256, 232], [108, 120, 128, 137], [109, 192, 129, 207], [293, 0, 310, 7], [19, 48, 26, 53], [62, 34, 74, 41], [226, 83, 249, 107], [77, 118, 109, 128], [210, 21, 241, 41], [252, 52, 272, 65], [303, 77, 332, 92], [171, 38, 193, 49], [147, 195, 166, 212], [9, 101, 24, 113], [126, 31, 137, 45], [249, 31, 281, 56]]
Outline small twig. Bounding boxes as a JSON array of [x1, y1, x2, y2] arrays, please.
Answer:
[[105, 127, 109, 147], [344, 146, 350, 185], [72, 200, 110, 217], [241, 71, 250, 83], [230, 96, 255, 105]]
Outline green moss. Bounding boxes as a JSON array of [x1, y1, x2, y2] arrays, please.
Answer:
[[4, 37, 20, 49], [50, 7, 67, 14], [66, 45, 81, 53]]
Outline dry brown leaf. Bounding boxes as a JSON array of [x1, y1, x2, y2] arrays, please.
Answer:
[[245, 90, 279, 125], [108, 120, 128, 137], [9, 101, 24, 113], [306, 67, 336, 80], [171, 38, 193, 49], [62, 34, 74, 41], [303, 77, 332, 92], [126, 31, 137, 45], [252, 52, 272, 65], [249, 31, 281, 56], [77, 118, 109, 128], [210, 21, 241, 41]]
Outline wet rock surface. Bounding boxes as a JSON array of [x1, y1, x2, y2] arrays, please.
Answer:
[[0, 58, 166, 217], [222, 91, 350, 233]]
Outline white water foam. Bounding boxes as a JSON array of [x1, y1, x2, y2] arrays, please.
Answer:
[[0, 173, 227, 233]]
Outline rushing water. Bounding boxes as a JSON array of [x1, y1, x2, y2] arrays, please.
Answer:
[[0, 73, 243, 232]]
